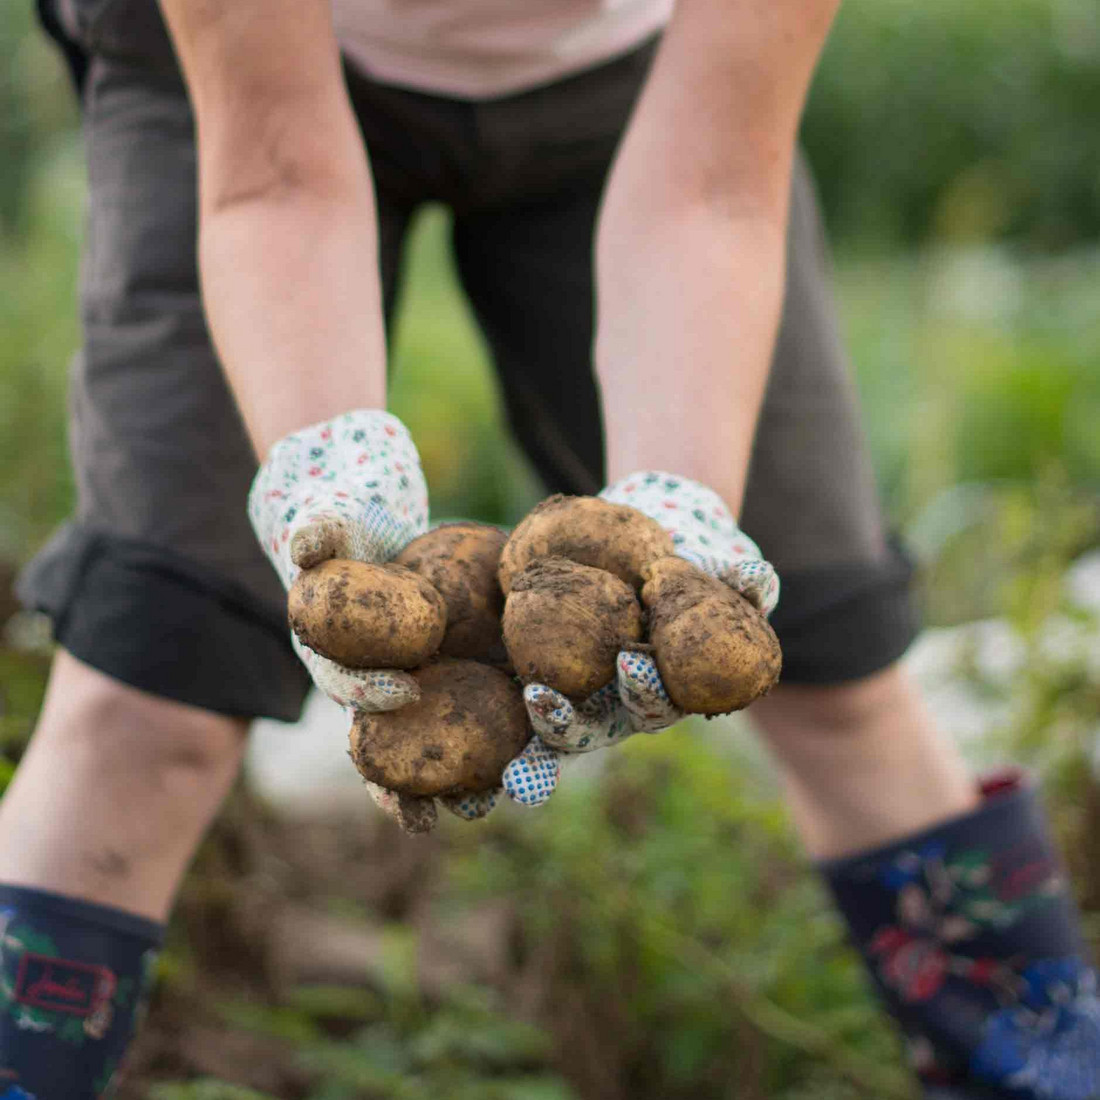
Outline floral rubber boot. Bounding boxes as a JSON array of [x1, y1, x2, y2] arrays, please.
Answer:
[[0, 885, 162, 1099], [822, 771, 1100, 1100]]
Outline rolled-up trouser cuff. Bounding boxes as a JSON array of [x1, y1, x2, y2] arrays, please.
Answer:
[[15, 524, 310, 721], [770, 538, 919, 684]]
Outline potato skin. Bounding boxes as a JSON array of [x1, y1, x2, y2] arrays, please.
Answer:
[[498, 495, 674, 594], [349, 659, 529, 796], [503, 557, 644, 699], [642, 557, 781, 715], [288, 559, 446, 669], [394, 523, 508, 664]]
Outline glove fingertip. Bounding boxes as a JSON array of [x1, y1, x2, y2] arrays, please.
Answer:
[[726, 559, 780, 617], [441, 789, 499, 821], [503, 737, 561, 807], [617, 649, 669, 702], [345, 670, 421, 712], [365, 782, 438, 834], [523, 683, 574, 733], [617, 649, 681, 733], [290, 522, 337, 570], [762, 571, 780, 617]]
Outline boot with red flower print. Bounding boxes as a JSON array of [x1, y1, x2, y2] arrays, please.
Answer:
[[823, 770, 1100, 1100]]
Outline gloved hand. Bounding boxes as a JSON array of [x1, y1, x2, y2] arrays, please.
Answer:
[[249, 409, 557, 831], [503, 471, 779, 808]]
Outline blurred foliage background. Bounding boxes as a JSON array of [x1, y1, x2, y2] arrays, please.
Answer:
[[1, 0, 1098, 1096]]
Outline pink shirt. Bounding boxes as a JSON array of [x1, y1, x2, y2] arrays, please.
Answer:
[[332, 0, 672, 100]]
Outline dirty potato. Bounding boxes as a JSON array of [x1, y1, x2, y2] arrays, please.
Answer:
[[349, 659, 529, 796], [503, 557, 644, 699], [394, 522, 508, 664], [288, 559, 446, 668], [498, 495, 674, 594], [641, 556, 781, 715]]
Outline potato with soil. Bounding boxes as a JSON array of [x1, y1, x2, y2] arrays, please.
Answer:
[[503, 557, 644, 699], [642, 556, 781, 715], [498, 495, 674, 593], [394, 522, 508, 664], [288, 559, 446, 668], [349, 659, 529, 796]]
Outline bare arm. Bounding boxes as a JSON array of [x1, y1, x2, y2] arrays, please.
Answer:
[[158, 0, 386, 459], [596, 0, 841, 515]]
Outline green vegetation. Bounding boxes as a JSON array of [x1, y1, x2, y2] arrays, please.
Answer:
[[1, 0, 1098, 1096], [804, 0, 1100, 250]]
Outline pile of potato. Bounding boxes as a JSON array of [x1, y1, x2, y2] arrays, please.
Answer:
[[498, 496, 781, 713], [287, 497, 782, 811]]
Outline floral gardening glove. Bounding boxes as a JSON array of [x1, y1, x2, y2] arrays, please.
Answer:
[[505, 471, 779, 808], [250, 409, 552, 831], [249, 410, 430, 709]]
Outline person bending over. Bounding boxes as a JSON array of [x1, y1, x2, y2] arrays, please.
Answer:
[[2, 0, 1097, 1095]]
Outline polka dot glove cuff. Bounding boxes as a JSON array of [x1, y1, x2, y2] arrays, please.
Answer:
[[514, 472, 780, 793]]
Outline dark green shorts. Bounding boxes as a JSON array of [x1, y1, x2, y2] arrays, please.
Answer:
[[20, 1, 917, 719]]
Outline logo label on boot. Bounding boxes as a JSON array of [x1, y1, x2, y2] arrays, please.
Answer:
[[13, 954, 116, 1017]]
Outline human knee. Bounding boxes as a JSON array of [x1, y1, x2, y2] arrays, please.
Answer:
[[751, 663, 919, 742], [37, 650, 248, 791]]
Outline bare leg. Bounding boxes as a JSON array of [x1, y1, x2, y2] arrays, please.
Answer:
[[0, 649, 247, 921], [751, 663, 978, 860]]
